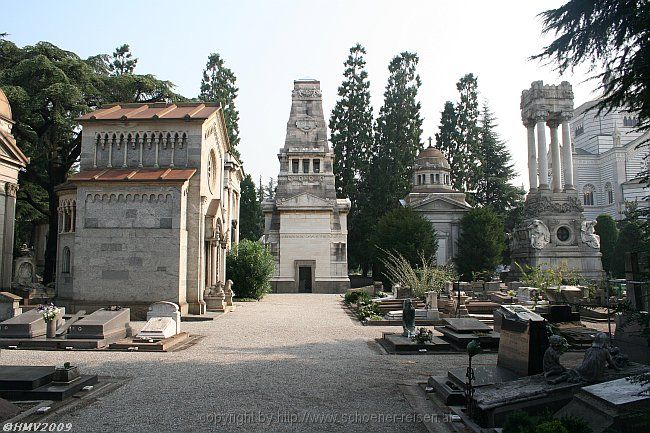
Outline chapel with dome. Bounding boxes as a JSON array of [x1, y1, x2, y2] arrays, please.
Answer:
[[403, 141, 471, 265], [0, 87, 30, 289]]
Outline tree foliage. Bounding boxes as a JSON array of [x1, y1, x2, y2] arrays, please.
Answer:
[[595, 214, 619, 275], [225, 239, 275, 300], [329, 44, 375, 274], [611, 202, 649, 278], [108, 44, 137, 76], [199, 53, 241, 158], [435, 101, 462, 188], [238, 174, 263, 241], [474, 104, 524, 213], [533, 0, 650, 132], [456, 207, 505, 281], [0, 39, 181, 282], [373, 207, 437, 286], [330, 43, 374, 203]]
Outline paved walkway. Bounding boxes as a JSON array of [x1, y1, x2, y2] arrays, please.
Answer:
[[3, 295, 479, 432]]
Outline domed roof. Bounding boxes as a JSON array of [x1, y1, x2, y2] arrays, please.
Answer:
[[417, 146, 444, 159], [0, 87, 11, 121]]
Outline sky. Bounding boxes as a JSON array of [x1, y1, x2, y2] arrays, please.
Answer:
[[2, 0, 600, 190]]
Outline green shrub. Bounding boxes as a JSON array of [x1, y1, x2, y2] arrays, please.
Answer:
[[344, 290, 370, 305], [456, 207, 505, 281], [356, 302, 382, 321], [225, 239, 275, 300], [503, 411, 592, 433]]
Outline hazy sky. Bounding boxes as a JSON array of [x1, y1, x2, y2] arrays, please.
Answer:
[[3, 0, 599, 190]]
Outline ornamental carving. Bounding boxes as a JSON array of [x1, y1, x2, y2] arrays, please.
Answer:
[[295, 116, 318, 132], [292, 89, 322, 98], [528, 219, 550, 249], [524, 196, 583, 218], [5, 183, 18, 197], [580, 220, 601, 249]]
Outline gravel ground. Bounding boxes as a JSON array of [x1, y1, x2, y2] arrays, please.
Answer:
[[2, 294, 489, 433]]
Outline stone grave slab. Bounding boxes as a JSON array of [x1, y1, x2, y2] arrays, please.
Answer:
[[496, 305, 548, 376], [0, 308, 65, 338], [0, 397, 20, 421], [471, 363, 650, 428], [443, 318, 492, 333], [0, 366, 55, 391], [67, 308, 131, 340], [380, 332, 451, 354], [428, 365, 520, 405], [435, 326, 500, 349], [0, 292, 22, 322], [136, 317, 177, 340], [384, 309, 428, 320]]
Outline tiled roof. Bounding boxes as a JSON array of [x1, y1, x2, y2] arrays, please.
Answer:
[[78, 102, 220, 121], [69, 168, 196, 182]]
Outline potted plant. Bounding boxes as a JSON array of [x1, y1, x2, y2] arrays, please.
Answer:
[[53, 361, 80, 383], [38, 303, 60, 338]]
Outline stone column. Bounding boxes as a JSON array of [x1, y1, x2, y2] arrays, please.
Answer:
[[211, 240, 218, 287], [1, 183, 17, 289], [525, 120, 538, 192], [536, 113, 549, 189], [548, 120, 562, 192], [561, 113, 575, 189], [205, 241, 212, 288]]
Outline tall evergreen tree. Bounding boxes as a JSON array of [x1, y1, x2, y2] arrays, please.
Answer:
[[199, 53, 241, 159], [329, 44, 375, 273], [370, 51, 423, 214], [329, 43, 374, 203], [455, 73, 481, 192], [456, 207, 505, 281], [595, 214, 618, 275], [365, 52, 423, 275], [238, 174, 263, 241], [435, 101, 463, 190], [474, 104, 524, 213]]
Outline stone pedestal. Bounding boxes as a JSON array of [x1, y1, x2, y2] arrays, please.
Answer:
[[0, 291, 22, 321], [509, 190, 603, 281], [205, 283, 226, 312], [224, 279, 235, 307], [425, 291, 440, 320]]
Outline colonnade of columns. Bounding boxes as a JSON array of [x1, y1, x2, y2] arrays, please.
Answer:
[[58, 201, 76, 233], [205, 238, 227, 290], [524, 112, 574, 193]]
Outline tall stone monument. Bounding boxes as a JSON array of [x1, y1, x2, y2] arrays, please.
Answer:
[[510, 81, 603, 280], [262, 80, 351, 293]]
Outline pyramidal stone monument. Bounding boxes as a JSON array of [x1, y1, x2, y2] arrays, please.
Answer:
[[262, 80, 351, 293], [510, 81, 603, 280]]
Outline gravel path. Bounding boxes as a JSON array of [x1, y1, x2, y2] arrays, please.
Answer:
[[2, 294, 483, 432]]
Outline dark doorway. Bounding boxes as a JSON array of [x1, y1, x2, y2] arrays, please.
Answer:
[[298, 266, 312, 293]]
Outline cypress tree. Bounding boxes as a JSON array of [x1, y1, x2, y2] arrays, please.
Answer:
[[199, 53, 241, 159], [330, 43, 374, 203], [435, 101, 463, 190], [595, 214, 618, 275], [455, 73, 481, 192], [238, 174, 263, 241]]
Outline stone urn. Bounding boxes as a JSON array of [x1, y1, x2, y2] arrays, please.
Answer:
[[454, 294, 470, 317], [53, 365, 80, 383], [45, 319, 57, 338]]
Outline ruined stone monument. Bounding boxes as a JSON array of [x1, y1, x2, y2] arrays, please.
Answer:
[[262, 80, 350, 293], [510, 81, 603, 280]]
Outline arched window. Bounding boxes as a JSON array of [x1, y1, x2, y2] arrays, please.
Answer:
[[605, 182, 614, 204], [583, 184, 595, 206], [62, 247, 71, 274]]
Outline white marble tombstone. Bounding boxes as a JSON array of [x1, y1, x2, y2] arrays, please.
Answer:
[[425, 291, 440, 320], [146, 301, 181, 334]]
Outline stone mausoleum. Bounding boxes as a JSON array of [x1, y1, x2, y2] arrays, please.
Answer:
[[0, 88, 29, 290], [510, 81, 603, 280], [262, 80, 350, 293], [56, 102, 242, 316], [403, 142, 471, 265]]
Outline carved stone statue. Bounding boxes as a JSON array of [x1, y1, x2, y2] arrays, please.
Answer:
[[580, 220, 600, 249], [402, 299, 416, 337], [528, 219, 550, 249], [569, 332, 620, 383], [543, 335, 568, 383]]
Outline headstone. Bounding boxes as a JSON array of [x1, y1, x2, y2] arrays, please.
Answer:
[[372, 281, 383, 295], [385, 309, 428, 320], [146, 301, 180, 334], [136, 317, 177, 340], [425, 291, 440, 320], [13, 245, 37, 285], [395, 285, 412, 299], [507, 281, 523, 292], [516, 286, 539, 304], [443, 281, 454, 295], [0, 292, 22, 321], [496, 305, 548, 376], [0, 308, 63, 338], [67, 308, 130, 340], [485, 281, 502, 291]]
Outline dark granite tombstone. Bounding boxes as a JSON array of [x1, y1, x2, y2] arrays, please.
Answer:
[[496, 305, 548, 376], [538, 304, 580, 323], [0, 365, 97, 401], [434, 318, 500, 350], [0, 397, 20, 421], [67, 308, 131, 340]]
